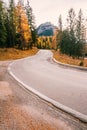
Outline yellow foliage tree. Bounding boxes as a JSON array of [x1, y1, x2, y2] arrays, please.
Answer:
[[52, 28, 59, 50], [14, 2, 31, 49]]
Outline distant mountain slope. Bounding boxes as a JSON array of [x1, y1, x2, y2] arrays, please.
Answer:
[[37, 22, 57, 36]]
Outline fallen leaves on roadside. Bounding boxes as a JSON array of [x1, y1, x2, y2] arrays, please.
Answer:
[[53, 50, 87, 67], [0, 47, 38, 61]]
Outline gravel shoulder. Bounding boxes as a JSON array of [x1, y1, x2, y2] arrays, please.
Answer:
[[0, 61, 87, 130]]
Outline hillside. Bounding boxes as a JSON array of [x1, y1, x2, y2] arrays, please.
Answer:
[[37, 22, 57, 36], [0, 47, 38, 60]]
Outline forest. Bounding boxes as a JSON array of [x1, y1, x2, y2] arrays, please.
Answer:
[[0, 0, 86, 58], [57, 9, 86, 58], [0, 0, 37, 50]]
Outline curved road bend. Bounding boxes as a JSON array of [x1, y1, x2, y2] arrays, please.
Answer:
[[9, 50, 87, 116]]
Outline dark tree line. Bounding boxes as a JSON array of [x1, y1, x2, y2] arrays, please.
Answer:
[[0, 0, 37, 49], [0, 0, 7, 48], [57, 8, 86, 58]]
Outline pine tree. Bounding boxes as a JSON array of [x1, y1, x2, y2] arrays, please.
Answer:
[[0, 0, 7, 48], [25, 0, 37, 48], [9, 0, 16, 47], [76, 9, 85, 58], [57, 14, 62, 50], [59, 8, 77, 56], [5, 0, 16, 47], [59, 8, 85, 58], [67, 8, 77, 56], [5, 11, 11, 47]]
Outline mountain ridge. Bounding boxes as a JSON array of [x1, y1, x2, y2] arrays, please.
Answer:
[[37, 22, 57, 36]]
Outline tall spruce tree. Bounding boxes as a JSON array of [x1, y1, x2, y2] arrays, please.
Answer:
[[60, 8, 76, 56], [60, 8, 77, 56], [8, 0, 15, 47], [0, 0, 7, 48], [76, 9, 85, 57], [66, 8, 77, 56], [57, 14, 62, 50], [25, 0, 37, 48], [59, 8, 86, 58], [5, 10, 12, 47]]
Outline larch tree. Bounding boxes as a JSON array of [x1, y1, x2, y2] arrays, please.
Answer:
[[15, 1, 31, 50]]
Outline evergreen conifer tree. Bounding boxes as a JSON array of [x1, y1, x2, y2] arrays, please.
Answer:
[[25, 0, 37, 48], [0, 0, 7, 48]]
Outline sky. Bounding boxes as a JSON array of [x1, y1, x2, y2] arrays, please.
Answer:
[[5, 0, 87, 27], [28, 0, 87, 27]]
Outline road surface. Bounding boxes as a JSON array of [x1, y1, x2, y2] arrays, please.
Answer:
[[9, 50, 87, 117]]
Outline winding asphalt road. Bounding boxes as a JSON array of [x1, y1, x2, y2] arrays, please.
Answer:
[[8, 50, 87, 121]]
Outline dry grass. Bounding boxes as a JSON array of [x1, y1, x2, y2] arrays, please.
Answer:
[[1, 48, 87, 67], [0, 47, 38, 61], [53, 50, 87, 67]]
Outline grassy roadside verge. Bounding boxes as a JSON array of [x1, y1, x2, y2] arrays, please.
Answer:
[[0, 47, 38, 61], [53, 50, 87, 67]]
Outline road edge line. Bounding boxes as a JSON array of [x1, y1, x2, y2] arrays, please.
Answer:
[[8, 60, 87, 123], [52, 58, 87, 71]]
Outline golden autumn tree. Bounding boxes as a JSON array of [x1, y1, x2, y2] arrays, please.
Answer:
[[37, 36, 53, 49], [52, 28, 59, 50], [14, 1, 31, 50]]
